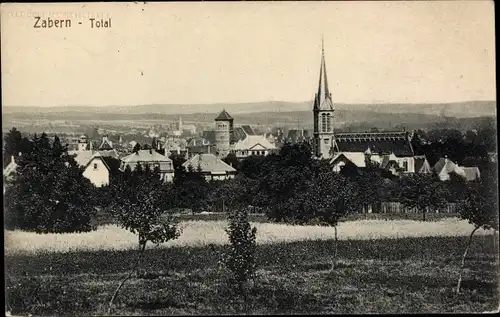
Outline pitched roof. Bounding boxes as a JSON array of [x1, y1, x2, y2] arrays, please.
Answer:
[[69, 150, 95, 167], [98, 149, 119, 159], [182, 154, 236, 173], [233, 135, 277, 151], [83, 153, 111, 171], [215, 109, 233, 121], [414, 155, 432, 174], [188, 144, 217, 155], [462, 167, 480, 181], [433, 157, 466, 178], [241, 125, 256, 135], [333, 131, 414, 157], [121, 149, 172, 163], [99, 136, 113, 150], [232, 127, 247, 142], [330, 152, 369, 168]]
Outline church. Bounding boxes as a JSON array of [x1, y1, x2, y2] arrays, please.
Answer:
[[312, 41, 420, 175]]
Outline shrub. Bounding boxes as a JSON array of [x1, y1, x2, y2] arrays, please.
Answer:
[[220, 209, 258, 295]]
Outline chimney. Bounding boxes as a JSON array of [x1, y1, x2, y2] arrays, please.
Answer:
[[149, 149, 153, 154], [177, 146, 180, 155], [11, 155, 15, 164]]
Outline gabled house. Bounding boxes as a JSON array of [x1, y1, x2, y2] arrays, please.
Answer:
[[182, 153, 237, 181], [120, 149, 174, 182], [66, 150, 111, 187], [432, 157, 466, 181], [82, 153, 111, 187], [414, 155, 432, 174], [232, 135, 277, 158]]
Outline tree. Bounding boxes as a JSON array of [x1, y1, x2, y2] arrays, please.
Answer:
[[398, 173, 449, 221], [132, 142, 141, 153], [221, 208, 257, 296], [3, 127, 23, 165], [107, 163, 180, 313], [4, 134, 98, 233], [455, 169, 498, 294], [307, 171, 358, 269]]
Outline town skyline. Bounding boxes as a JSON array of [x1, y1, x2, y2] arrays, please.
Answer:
[[1, 1, 495, 108]]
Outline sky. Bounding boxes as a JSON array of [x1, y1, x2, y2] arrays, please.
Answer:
[[1, 1, 496, 107]]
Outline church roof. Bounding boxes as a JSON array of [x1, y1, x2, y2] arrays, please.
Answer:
[[333, 131, 414, 157], [215, 109, 234, 121]]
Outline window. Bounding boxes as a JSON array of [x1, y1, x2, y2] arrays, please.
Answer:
[[93, 163, 98, 170], [326, 114, 331, 132], [324, 139, 329, 144], [154, 163, 160, 169], [321, 113, 327, 132], [403, 161, 408, 171]]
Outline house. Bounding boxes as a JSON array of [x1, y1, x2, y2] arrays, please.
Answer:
[[120, 149, 175, 182], [414, 155, 432, 174], [81, 153, 111, 187], [232, 135, 277, 158], [66, 150, 111, 187], [330, 151, 380, 173], [462, 167, 481, 181], [432, 157, 466, 181], [182, 153, 237, 181], [97, 136, 119, 158]]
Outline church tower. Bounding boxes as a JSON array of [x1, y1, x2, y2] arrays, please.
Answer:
[[313, 38, 335, 158], [214, 109, 234, 157]]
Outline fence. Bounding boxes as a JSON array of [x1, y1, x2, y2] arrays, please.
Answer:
[[364, 202, 459, 214]]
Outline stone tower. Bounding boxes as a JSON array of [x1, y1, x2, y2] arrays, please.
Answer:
[[313, 38, 335, 159], [214, 109, 234, 156]]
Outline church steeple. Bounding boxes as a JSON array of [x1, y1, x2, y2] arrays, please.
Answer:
[[314, 36, 334, 111]]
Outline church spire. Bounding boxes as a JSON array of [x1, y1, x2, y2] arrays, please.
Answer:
[[314, 36, 334, 111]]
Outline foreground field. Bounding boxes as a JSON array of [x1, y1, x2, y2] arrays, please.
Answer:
[[5, 234, 499, 315], [5, 218, 490, 254]]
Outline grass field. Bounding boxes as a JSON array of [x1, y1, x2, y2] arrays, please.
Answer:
[[5, 233, 499, 315], [5, 218, 490, 254]]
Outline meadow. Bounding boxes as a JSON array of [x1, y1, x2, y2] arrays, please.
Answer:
[[5, 217, 499, 315]]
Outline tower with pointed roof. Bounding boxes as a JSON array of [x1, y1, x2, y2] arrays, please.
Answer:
[[214, 109, 234, 156], [313, 37, 335, 158]]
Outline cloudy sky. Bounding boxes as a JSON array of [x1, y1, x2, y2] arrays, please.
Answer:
[[1, 1, 495, 107]]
